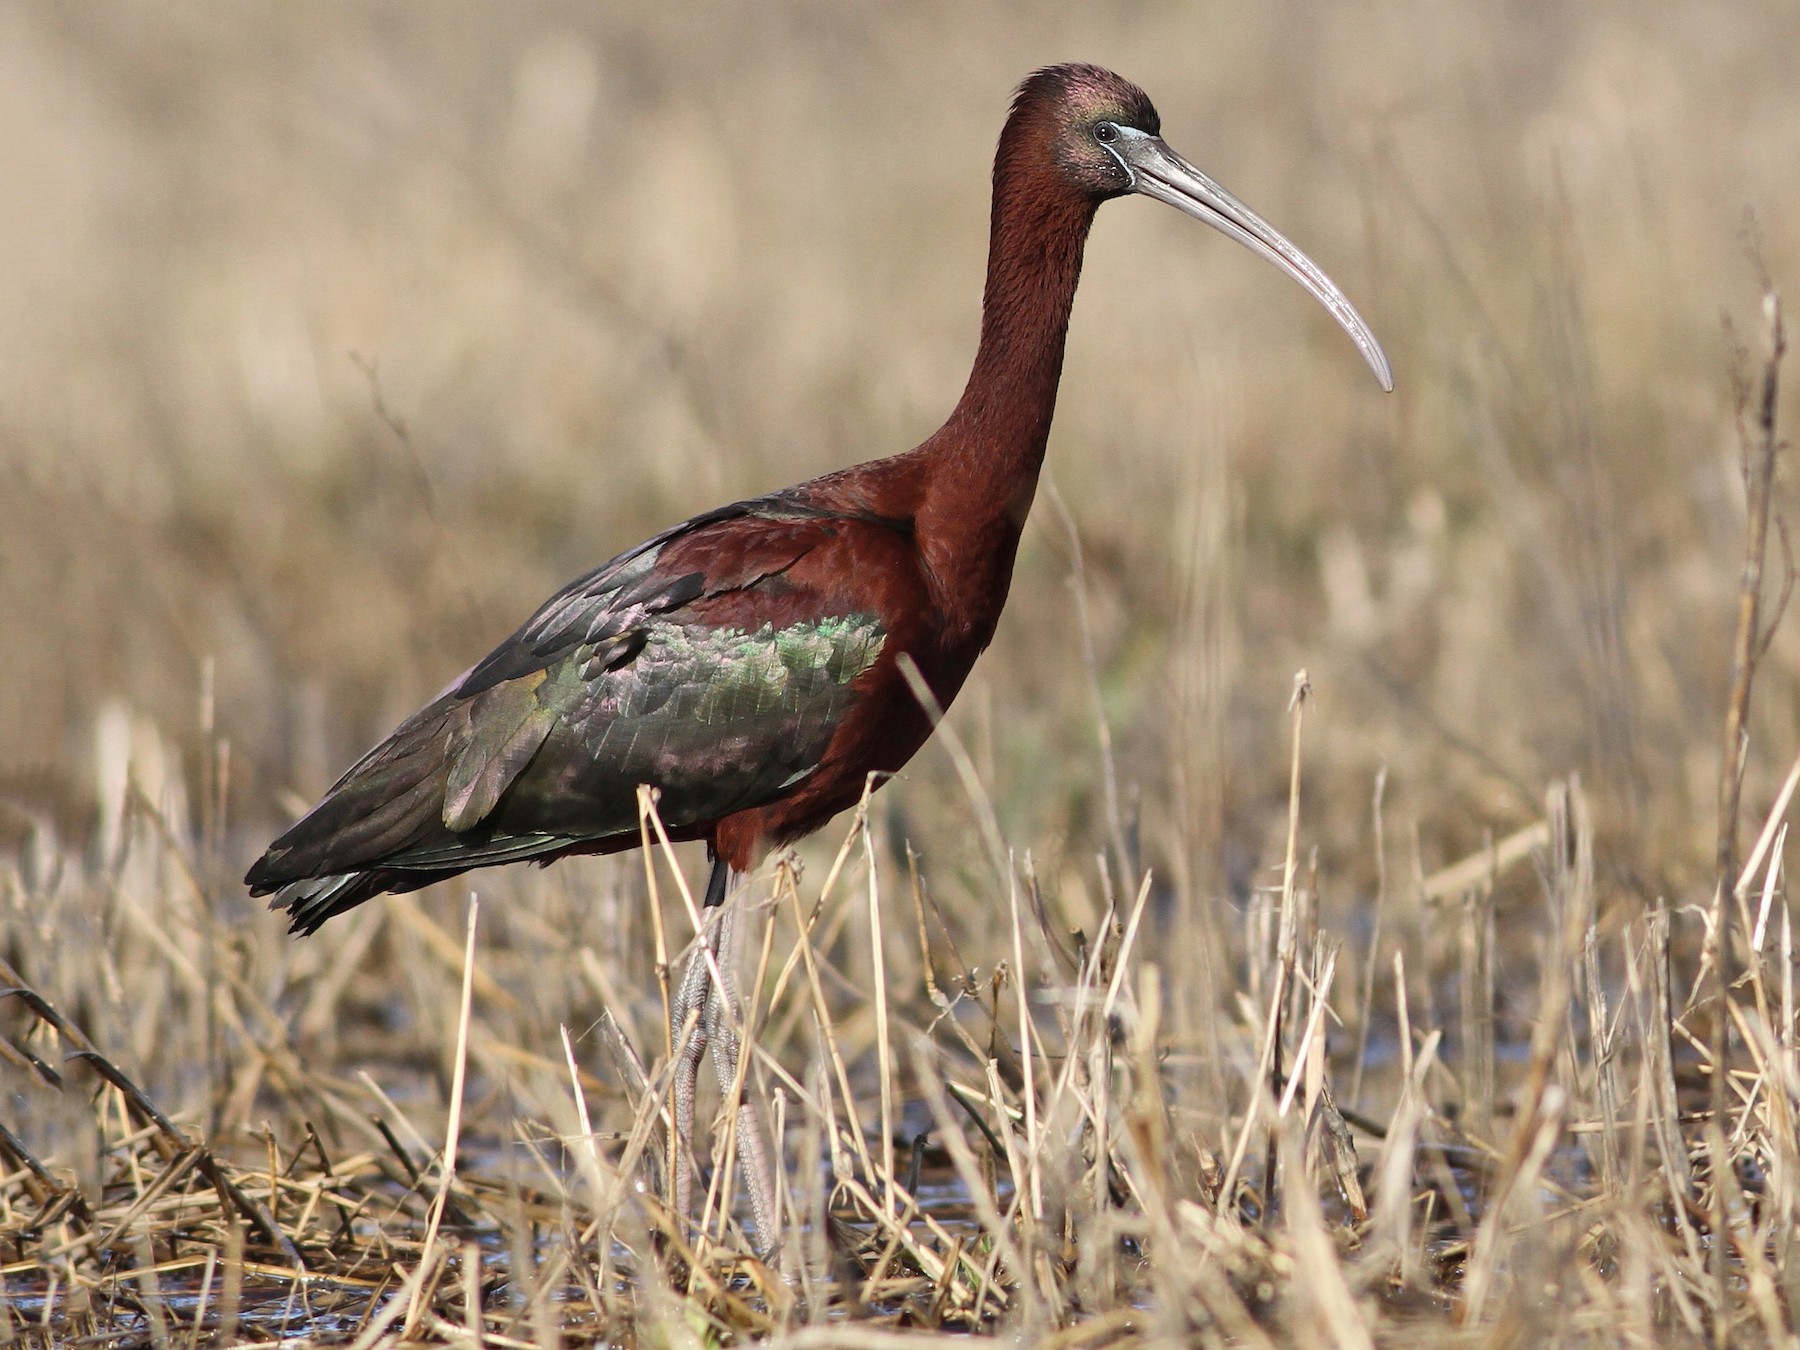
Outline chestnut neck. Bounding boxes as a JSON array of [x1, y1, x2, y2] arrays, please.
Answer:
[[910, 119, 1100, 613]]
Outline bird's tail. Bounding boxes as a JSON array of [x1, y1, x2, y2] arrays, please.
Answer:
[[265, 867, 454, 936], [245, 686, 579, 934], [245, 699, 465, 929], [268, 872, 387, 936]]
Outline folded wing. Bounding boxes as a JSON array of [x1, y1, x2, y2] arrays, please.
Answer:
[[246, 495, 893, 932]]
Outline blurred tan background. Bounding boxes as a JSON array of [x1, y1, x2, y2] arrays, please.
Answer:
[[1, 1, 1797, 905]]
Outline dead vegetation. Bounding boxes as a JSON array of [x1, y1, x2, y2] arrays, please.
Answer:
[[1, 306, 1795, 1347], [6, 3, 1800, 1346]]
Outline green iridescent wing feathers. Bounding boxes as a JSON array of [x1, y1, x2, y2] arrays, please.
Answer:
[[495, 613, 886, 835], [246, 497, 892, 931]]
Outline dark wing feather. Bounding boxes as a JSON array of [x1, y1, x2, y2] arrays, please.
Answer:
[[454, 497, 847, 695], [452, 504, 740, 696], [247, 492, 896, 933]]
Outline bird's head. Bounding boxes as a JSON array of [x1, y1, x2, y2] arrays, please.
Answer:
[[1014, 63, 1163, 200], [1012, 63, 1392, 391]]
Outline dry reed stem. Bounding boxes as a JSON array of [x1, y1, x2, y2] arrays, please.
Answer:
[[396, 896, 478, 1343], [862, 799, 897, 1220], [1706, 285, 1787, 1332]]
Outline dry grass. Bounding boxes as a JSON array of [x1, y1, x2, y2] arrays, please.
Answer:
[[6, 2, 1800, 1345]]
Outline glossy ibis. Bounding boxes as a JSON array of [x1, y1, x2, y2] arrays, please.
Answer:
[[247, 63, 1390, 1250]]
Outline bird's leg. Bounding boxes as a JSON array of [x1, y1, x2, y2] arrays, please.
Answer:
[[667, 907, 716, 1230], [665, 857, 782, 1258], [701, 889, 782, 1256]]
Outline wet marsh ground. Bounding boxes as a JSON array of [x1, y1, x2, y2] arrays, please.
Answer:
[[5, 3, 1800, 1345]]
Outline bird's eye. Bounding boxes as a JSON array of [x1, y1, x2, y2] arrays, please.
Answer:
[[1093, 122, 1119, 144]]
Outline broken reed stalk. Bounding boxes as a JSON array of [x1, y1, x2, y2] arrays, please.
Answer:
[[1219, 670, 1309, 1217], [1265, 671, 1310, 1212], [1708, 285, 1786, 1323], [1348, 766, 1388, 1111]]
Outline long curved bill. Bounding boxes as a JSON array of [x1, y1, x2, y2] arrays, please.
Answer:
[[1109, 127, 1393, 391]]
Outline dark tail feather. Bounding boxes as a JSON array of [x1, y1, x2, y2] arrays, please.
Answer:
[[246, 688, 593, 936], [245, 704, 460, 896], [269, 866, 461, 936], [270, 873, 389, 935]]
